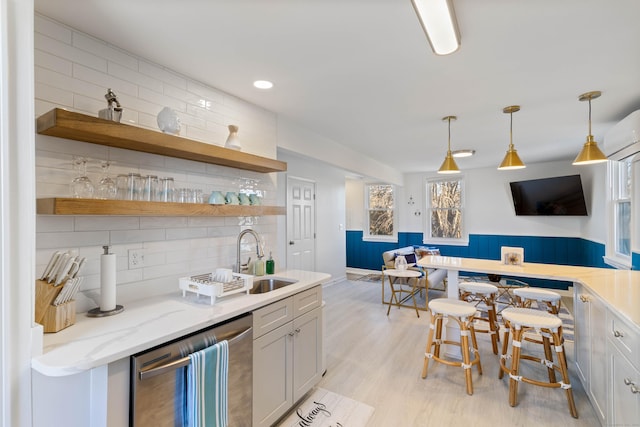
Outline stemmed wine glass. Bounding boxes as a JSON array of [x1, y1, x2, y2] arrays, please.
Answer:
[[96, 160, 117, 199], [70, 157, 94, 198]]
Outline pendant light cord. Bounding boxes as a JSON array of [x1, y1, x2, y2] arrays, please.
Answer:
[[447, 117, 452, 151], [588, 98, 592, 136], [509, 111, 514, 149]]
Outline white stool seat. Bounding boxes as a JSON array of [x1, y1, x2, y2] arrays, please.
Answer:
[[514, 287, 561, 303], [429, 298, 476, 318], [501, 307, 562, 330], [459, 281, 498, 295]]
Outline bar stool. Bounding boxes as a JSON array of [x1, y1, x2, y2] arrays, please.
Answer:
[[421, 298, 482, 395], [498, 307, 578, 418], [514, 287, 562, 315], [459, 281, 500, 354]]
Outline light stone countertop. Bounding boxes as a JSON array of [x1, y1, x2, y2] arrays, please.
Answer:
[[32, 270, 330, 377], [418, 255, 640, 328]]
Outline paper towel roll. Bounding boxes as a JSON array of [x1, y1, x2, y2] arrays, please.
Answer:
[[100, 252, 117, 312]]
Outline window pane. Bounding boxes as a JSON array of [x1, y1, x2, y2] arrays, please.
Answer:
[[430, 180, 461, 208], [619, 160, 632, 199], [430, 208, 462, 239], [369, 210, 393, 236], [369, 185, 393, 209], [615, 201, 631, 257]]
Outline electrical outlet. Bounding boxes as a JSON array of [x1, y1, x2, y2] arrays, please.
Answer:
[[128, 249, 144, 269]]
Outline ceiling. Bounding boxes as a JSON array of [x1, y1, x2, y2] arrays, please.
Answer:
[[34, 0, 640, 175]]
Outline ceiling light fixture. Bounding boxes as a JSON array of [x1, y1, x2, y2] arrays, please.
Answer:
[[253, 80, 274, 89], [438, 115, 460, 174], [452, 149, 475, 158], [411, 0, 461, 55], [498, 105, 526, 170], [573, 91, 607, 165]]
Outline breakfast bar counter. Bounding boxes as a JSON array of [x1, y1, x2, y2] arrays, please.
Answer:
[[417, 255, 640, 327]]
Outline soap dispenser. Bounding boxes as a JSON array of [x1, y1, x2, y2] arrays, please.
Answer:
[[254, 256, 265, 276], [266, 252, 275, 275]]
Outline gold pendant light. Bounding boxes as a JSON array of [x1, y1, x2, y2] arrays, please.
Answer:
[[573, 91, 607, 165], [498, 105, 526, 170], [438, 116, 460, 174]]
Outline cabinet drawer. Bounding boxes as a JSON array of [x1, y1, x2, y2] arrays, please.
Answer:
[[253, 297, 294, 339], [294, 286, 322, 317], [608, 311, 639, 371]]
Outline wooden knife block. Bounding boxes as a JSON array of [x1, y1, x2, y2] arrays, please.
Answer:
[[35, 279, 76, 333]]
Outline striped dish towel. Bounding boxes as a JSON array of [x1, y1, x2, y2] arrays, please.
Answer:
[[185, 340, 229, 427]]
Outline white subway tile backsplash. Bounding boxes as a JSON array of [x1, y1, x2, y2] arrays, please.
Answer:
[[36, 216, 74, 232], [139, 60, 186, 90], [108, 62, 163, 93], [73, 94, 107, 117], [165, 227, 208, 241], [35, 49, 73, 75], [35, 17, 281, 304], [73, 63, 138, 97], [186, 80, 224, 105], [74, 216, 140, 232], [139, 216, 188, 229], [72, 32, 139, 71], [110, 229, 166, 245], [37, 230, 110, 249], [35, 33, 107, 73], [138, 87, 186, 112], [35, 14, 72, 43]]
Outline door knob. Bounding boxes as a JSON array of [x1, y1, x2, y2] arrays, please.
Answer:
[[289, 241, 294, 245]]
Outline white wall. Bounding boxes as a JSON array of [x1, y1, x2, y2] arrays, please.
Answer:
[[34, 15, 281, 311], [278, 150, 347, 283], [346, 159, 608, 243]]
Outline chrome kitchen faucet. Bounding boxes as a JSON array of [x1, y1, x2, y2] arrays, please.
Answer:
[[236, 229, 264, 273]]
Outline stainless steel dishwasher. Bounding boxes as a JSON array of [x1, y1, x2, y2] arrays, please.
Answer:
[[130, 313, 252, 426]]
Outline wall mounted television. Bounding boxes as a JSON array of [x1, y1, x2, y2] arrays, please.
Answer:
[[509, 174, 588, 216]]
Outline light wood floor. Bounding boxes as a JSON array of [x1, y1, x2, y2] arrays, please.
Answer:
[[317, 279, 600, 427]]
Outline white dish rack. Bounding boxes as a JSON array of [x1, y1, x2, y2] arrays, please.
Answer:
[[179, 272, 253, 305]]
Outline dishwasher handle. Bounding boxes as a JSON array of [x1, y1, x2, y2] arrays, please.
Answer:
[[139, 326, 251, 381]]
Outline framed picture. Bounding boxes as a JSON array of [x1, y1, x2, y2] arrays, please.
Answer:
[[501, 246, 524, 265]]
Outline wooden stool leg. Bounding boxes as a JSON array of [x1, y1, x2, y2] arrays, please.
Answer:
[[541, 330, 557, 383], [499, 324, 511, 379], [434, 314, 444, 358], [422, 313, 437, 378], [553, 330, 578, 418], [386, 277, 397, 316], [460, 322, 474, 395], [508, 327, 523, 407], [487, 302, 499, 354], [469, 325, 482, 376]]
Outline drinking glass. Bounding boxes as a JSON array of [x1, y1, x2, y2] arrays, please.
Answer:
[[96, 161, 117, 200], [70, 157, 94, 198]]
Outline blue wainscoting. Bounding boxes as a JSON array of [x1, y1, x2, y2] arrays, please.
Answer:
[[346, 231, 637, 290]]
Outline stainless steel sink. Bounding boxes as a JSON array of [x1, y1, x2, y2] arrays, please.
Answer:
[[250, 278, 298, 294]]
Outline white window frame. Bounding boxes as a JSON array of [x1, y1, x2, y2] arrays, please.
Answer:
[[424, 176, 467, 246], [605, 159, 632, 269], [363, 183, 398, 242]]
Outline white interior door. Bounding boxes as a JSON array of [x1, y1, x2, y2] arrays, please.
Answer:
[[286, 177, 316, 271]]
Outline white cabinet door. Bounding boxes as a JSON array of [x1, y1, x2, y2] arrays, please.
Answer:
[[574, 284, 607, 424], [609, 344, 640, 426], [253, 322, 293, 427], [574, 284, 590, 386], [293, 307, 322, 402]]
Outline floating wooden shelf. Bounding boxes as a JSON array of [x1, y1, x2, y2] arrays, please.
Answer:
[[36, 108, 287, 173], [37, 198, 286, 217]]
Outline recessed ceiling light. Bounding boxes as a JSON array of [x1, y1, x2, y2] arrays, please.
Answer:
[[452, 149, 475, 158], [253, 80, 274, 89]]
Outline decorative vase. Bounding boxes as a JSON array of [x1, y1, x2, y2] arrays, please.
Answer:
[[157, 107, 181, 135], [225, 125, 241, 150]]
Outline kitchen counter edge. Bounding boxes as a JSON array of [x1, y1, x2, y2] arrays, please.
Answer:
[[32, 270, 330, 377]]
